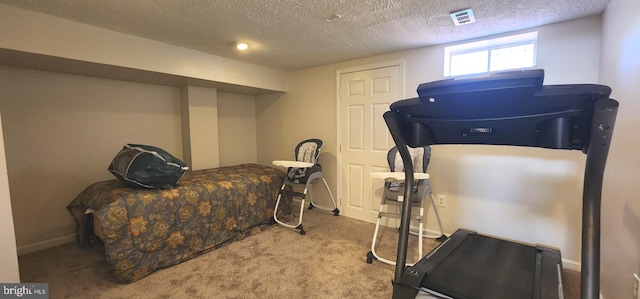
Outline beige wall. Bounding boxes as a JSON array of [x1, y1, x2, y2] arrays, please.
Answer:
[[0, 66, 183, 252], [256, 65, 339, 204], [218, 92, 259, 166], [599, 0, 640, 298], [257, 16, 603, 268], [181, 86, 220, 170], [0, 112, 20, 282]]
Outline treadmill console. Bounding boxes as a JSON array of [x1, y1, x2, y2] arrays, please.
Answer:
[[389, 69, 612, 151]]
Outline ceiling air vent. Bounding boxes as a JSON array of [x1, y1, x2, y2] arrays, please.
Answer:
[[450, 8, 475, 26]]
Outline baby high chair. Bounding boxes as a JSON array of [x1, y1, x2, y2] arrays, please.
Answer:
[[272, 138, 339, 235], [366, 145, 446, 265]]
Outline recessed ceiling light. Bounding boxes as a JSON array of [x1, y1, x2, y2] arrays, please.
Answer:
[[236, 42, 249, 50]]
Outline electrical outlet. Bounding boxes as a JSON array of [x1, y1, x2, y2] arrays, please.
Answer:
[[633, 273, 639, 299], [437, 195, 446, 207]]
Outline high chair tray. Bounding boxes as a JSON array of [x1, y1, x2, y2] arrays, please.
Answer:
[[272, 160, 313, 168], [369, 172, 430, 181]]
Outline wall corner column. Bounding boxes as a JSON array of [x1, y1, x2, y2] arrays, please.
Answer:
[[181, 85, 220, 170]]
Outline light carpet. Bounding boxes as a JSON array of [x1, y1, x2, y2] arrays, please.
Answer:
[[18, 208, 580, 298]]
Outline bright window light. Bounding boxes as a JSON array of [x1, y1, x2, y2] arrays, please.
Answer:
[[450, 50, 488, 76], [490, 44, 536, 72], [444, 32, 538, 77]]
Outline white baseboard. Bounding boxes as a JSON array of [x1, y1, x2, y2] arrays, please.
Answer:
[[561, 258, 581, 272], [17, 234, 75, 256]]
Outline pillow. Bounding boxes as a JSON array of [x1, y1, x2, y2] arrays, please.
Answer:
[[108, 144, 189, 189]]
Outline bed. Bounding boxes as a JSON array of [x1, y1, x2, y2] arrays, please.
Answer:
[[67, 163, 291, 283]]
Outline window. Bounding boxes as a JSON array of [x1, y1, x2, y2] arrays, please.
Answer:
[[444, 32, 538, 77]]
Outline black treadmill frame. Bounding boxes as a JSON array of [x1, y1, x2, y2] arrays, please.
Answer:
[[383, 70, 619, 299]]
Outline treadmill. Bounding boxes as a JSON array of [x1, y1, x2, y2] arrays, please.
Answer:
[[383, 69, 619, 299]]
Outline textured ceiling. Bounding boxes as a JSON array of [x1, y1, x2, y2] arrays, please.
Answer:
[[0, 0, 610, 71]]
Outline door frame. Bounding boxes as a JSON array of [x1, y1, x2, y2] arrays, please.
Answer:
[[335, 60, 405, 215]]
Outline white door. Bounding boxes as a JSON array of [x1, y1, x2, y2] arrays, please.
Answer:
[[339, 64, 402, 223]]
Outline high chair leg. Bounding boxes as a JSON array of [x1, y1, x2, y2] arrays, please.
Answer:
[[367, 201, 423, 266], [307, 178, 340, 216], [428, 193, 447, 242], [273, 183, 307, 235]]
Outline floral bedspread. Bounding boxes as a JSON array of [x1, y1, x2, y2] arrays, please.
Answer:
[[67, 163, 290, 283]]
